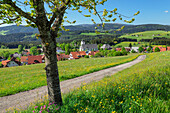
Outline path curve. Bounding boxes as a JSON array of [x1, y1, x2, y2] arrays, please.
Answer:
[[0, 55, 146, 112]]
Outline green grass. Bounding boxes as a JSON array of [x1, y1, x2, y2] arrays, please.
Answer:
[[81, 33, 113, 35], [114, 41, 149, 47], [0, 49, 18, 54], [21, 51, 170, 113], [119, 30, 170, 41], [0, 54, 139, 97], [0, 30, 9, 35]]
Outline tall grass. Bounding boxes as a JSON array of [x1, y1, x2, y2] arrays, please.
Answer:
[[0, 54, 139, 97], [21, 51, 170, 113]]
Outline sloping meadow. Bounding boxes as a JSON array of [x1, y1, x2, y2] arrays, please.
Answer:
[[0, 54, 139, 97], [23, 51, 169, 113]]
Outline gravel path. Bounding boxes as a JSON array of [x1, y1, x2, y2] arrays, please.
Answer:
[[0, 55, 146, 113]]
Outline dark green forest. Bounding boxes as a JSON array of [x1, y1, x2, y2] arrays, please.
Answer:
[[0, 23, 170, 48]]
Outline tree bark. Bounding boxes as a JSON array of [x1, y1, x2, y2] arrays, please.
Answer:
[[41, 31, 62, 105]]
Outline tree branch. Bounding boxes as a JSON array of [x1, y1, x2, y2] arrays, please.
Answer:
[[49, 0, 71, 26], [5, 0, 36, 23]]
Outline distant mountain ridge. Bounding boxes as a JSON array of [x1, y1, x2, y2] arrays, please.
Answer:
[[1, 23, 170, 35], [0, 23, 170, 43]]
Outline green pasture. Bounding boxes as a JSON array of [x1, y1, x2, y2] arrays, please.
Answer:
[[114, 41, 149, 47], [21, 51, 170, 113], [119, 30, 170, 41], [0, 54, 139, 97], [0, 49, 18, 54], [81, 33, 113, 35], [0, 30, 9, 35]]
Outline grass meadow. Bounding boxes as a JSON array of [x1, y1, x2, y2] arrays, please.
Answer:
[[0, 54, 139, 97], [0, 49, 18, 54], [80, 33, 113, 35], [114, 42, 149, 47], [119, 30, 170, 41], [19, 51, 170, 113], [0, 30, 8, 35]]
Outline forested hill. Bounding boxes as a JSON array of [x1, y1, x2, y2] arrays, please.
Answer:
[[0, 25, 38, 35], [0, 24, 170, 44], [1, 24, 170, 35]]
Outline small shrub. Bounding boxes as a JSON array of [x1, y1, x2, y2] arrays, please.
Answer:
[[131, 49, 136, 53], [147, 47, 151, 52], [138, 47, 144, 53], [154, 47, 160, 52], [84, 55, 89, 58]]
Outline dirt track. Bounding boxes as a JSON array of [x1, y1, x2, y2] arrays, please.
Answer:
[[0, 55, 146, 113]]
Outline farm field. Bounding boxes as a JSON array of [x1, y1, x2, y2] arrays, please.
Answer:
[[119, 30, 170, 41], [0, 54, 139, 97], [0, 30, 8, 35], [114, 41, 149, 47], [0, 49, 18, 54], [22, 51, 170, 113], [81, 33, 113, 35]]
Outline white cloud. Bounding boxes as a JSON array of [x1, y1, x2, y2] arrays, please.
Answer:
[[164, 11, 168, 13]]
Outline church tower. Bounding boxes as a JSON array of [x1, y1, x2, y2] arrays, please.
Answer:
[[80, 40, 85, 51], [81, 40, 85, 45]]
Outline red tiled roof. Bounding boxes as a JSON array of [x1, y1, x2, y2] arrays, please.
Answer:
[[28, 55, 42, 64], [153, 46, 169, 52], [70, 52, 79, 59], [94, 51, 99, 55], [21, 56, 28, 62], [1, 57, 21, 67], [1, 60, 10, 67], [160, 48, 166, 52], [57, 53, 70, 61], [88, 51, 94, 56], [88, 51, 99, 56], [78, 51, 86, 56], [27, 52, 31, 55], [116, 48, 121, 51]]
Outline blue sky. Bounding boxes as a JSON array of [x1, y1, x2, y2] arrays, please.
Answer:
[[0, 0, 170, 27], [65, 0, 170, 25]]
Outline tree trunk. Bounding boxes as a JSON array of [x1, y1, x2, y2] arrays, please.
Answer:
[[41, 31, 62, 105]]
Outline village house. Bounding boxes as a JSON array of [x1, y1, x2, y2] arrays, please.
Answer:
[[28, 55, 43, 65], [79, 40, 98, 52], [153, 46, 170, 52], [21, 56, 28, 65], [100, 44, 112, 50], [69, 51, 86, 60], [56, 47, 65, 53], [22, 50, 31, 56], [124, 47, 131, 52], [116, 48, 121, 51], [1, 57, 21, 67], [11, 52, 21, 58], [56, 53, 69, 61], [130, 47, 139, 53], [88, 51, 99, 57]]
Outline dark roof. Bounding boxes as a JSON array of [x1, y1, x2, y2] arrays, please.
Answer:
[[1, 57, 21, 67], [101, 44, 111, 49], [82, 44, 98, 49]]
